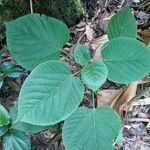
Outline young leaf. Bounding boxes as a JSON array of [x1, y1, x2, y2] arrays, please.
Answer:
[[6, 14, 70, 70], [74, 44, 91, 65], [3, 129, 31, 150], [101, 37, 150, 83], [63, 106, 122, 150], [0, 126, 8, 137], [81, 60, 108, 92], [10, 103, 49, 133], [107, 7, 137, 40], [7, 68, 24, 78], [18, 60, 84, 126], [0, 105, 10, 126]]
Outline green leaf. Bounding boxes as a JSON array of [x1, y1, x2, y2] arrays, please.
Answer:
[[0, 0, 3, 5], [0, 105, 10, 126], [74, 44, 91, 65], [7, 68, 24, 78], [63, 106, 122, 150], [3, 129, 31, 150], [0, 126, 8, 137], [107, 7, 137, 40], [10, 103, 49, 133], [81, 60, 108, 92], [101, 37, 150, 83], [18, 60, 84, 126], [6, 14, 70, 70], [114, 129, 123, 145]]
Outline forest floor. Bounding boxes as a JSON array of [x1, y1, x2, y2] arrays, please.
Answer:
[[0, 0, 150, 149]]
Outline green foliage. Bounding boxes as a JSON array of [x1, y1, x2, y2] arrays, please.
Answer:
[[63, 106, 122, 150], [6, 14, 70, 70], [0, 105, 31, 149], [10, 103, 49, 133], [0, 0, 3, 5], [36, 0, 85, 26], [0, 126, 8, 137], [5, 6, 150, 149], [18, 61, 84, 125], [3, 129, 30, 150], [81, 60, 108, 91], [101, 37, 150, 83], [107, 7, 137, 39], [0, 105, 10, 126], [74, 44, 91, 65], [0, 61, 24, 88]]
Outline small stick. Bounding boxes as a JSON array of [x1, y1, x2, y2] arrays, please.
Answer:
[[30, 0, 33, 14]]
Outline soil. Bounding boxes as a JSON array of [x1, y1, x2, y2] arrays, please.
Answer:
[[0, 0, 150, 149]]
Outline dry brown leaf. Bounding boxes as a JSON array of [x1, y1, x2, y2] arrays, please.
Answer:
[[92, 34, 108, 60], [138, 28, 150, 46], [111, 82, 138, 112], [85, 23, 94, 41], [76, 21, 86, 28], [138, 76, 150, 84], [96, 88, 124, 106]]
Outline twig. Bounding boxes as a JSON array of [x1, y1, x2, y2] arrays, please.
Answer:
[[61, 49, 73, 59], [30, 0, 33, 14], [126, 118, 150, 122], [72, 32, 86, 50], [92, 92, 95, 109]]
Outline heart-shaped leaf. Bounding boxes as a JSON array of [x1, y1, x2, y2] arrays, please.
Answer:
[[6, 14, 70, 70], [63, 106, 122, 150], [18, 60, 84, 126], [101, 37, 150, 83], [74, 44, 91, 65], [107, 7, 137, 40], [3, 129, 30, 150], [81, 60, 108, 92]]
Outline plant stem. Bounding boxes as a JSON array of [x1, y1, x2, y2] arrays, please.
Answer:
[[92, 92, 95, 109], [61, 49, 73, 59], [30, 0, 33, 14]]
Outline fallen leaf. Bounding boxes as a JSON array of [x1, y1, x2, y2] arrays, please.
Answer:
[[138, 76, 150, 84], [138, 28, 150, 46], [111, 82, 138, 113], [85, 23, 94, 41], [92, 34, 108, 60], [97, 88, 124, 106]]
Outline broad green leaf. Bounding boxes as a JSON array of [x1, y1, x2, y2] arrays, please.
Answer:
[[10, 103, 49, 133], [18, 60, 84, 126], [107, 7, 137, 40], [63, 106, 122, 150], [74, 44, 91, 65], [0, 105, 10, 126], [0, 126, 8, 137], [3, 129, 30, 150], [81, 60, 108, 92], [6, 14, 70, 70], [101, 37, 150, 83]]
